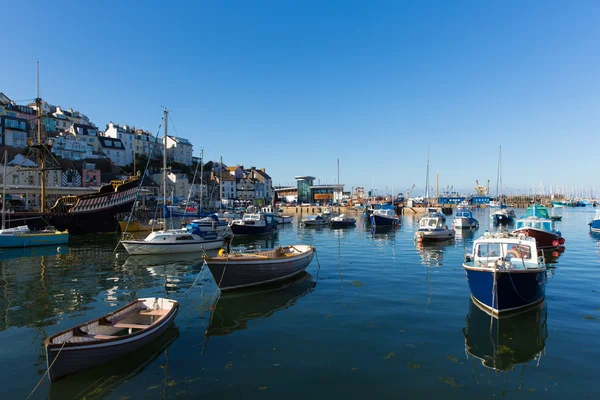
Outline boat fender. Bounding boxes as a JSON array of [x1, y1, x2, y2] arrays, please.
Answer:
[[218, 249, 228, 257]]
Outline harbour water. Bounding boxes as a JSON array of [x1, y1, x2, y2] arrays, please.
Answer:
[[1, 208, 599, 399]]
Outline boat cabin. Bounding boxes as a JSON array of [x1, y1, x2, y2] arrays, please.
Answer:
[[455, 209, 473, 219], [515, 218, 554, 232], [465, 234, 541, 269], [419, 215, 445, 229]]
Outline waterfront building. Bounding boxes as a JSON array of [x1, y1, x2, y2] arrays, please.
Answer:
[[226, 165, 244, 179], [295, 176, 315, 204], [236, 177, 255, 202], [274, 176, 345, 204], [51, 133, 97, 161], [82, 162, 101, 187], [166, 136, 193, 166], [98, 136, 127, 166], [135, 128, 162, 161], [0, 114, 28, 147], [219, 174, 237, 201], [248, 167, 274, 203], [151, 172, 190, 200]]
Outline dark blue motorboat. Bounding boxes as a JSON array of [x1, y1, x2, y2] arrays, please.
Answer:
[[463, 232, 546, 314], [229, 213, 277, 236], [369, 205, 399, 227]]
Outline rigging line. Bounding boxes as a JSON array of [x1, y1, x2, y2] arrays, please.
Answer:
[[113, 117, 165, 252]]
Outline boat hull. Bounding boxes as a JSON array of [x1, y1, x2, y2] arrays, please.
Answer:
[[121, 238, 224, 255], [453, 217, 479, 229], [118, 221, 164, 233], [369, 214, 399, 226], [512, 228, 564, 249], [491, 214, 514, 224], [206, 248, 315, 291], [274, 215, 293, 224], [0, 231, 69, 248], [590, 219, 600, 233], [464, 266, 546, 314], [46, 299, 178, 381], [415, 228, 455, 242], [329, 221, 356, 228], [230, 223, 274, 235], [47, 203, 134, 234]]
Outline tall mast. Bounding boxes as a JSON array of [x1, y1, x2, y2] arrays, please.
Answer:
[[2, 150, 6, 230], [37, 62, 47, 212], [219, 156, 223, 209], [425, 144, 430, 203], [163, 108, 168, 207], [199, 149, 203, 210], [337, 158, 340, 203], [499, 145, 503, 199]]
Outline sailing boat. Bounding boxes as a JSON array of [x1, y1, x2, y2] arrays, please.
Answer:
[[490, 146, 516, 224], [0, 87, 69, 248], [121, 109, 225, 255]]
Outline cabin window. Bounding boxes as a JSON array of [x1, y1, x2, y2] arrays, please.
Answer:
[[477, 243, 501, 258], [176, 235, 195, 241]]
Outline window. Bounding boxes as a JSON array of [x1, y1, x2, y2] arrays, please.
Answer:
[[13, 175, 19, 184]]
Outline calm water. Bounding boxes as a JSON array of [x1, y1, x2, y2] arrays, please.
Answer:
[[1, 208, 599, 399]]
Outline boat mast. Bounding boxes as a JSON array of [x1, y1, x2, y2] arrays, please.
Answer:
[[337, 158, 340, 203], [199, 149, 204, 211], [425, 144, 430, 205], [163, 108, 168, 210], [219, 155, 223, 210], [2, 150, 6, 230], [37, 62, 47, 212], [499, 145, 503, 200]]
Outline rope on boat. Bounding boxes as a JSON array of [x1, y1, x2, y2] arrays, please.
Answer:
[[26, 340, 67, 400], [314, 247, 322, 281], [507, 270, 538, 302]]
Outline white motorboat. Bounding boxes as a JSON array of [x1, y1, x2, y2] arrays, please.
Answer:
[[415, 213, 455, 242], [121, 224, 225, 255], [301, 213, 328, 226], [189, 214, 233, 237], [452, 207, 479, 229]]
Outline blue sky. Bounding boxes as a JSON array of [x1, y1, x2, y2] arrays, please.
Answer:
[[2, 1, 599, 196]]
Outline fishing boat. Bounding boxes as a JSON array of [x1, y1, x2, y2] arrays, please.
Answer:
[[490, 208, 516, 224], [452, 207, 479, 229], [301, 213, 329, 226], [121, 223, 225, 255], [414, 213, 455, 242], [44, 297, 178, 381], [369, 206, 399, 227], [589, 209, 600, 233], [463, 232, 546, 314], [512, 204, 565, 249], [329, 214, 356, 228], [229, 213, 277, 235], [261, 205, 293, 224], [204, 245, 315, 291]]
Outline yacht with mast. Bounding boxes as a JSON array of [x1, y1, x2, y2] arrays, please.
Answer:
[[121, 109, 225, 255], [490, 146, 516, 224]]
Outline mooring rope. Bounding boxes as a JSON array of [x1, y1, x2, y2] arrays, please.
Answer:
[[185, 261, 206, 296], [26, 340, 67, 400]]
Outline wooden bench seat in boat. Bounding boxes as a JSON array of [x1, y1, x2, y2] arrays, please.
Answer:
[[139, 309, 169, 316], [113, 323, 150, 329]]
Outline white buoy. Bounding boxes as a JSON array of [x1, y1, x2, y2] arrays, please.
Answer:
[[56, 247, 61, 253]]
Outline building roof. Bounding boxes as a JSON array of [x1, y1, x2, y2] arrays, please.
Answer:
[[168, 136, 191, 145], [254, 169, 271, 180], [98, 137, 125, 149], [226, 166, 240, 171]]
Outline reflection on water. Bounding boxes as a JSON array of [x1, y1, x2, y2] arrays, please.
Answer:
[[230, 232, 278, 251], [206, 272, 316, 337], [48, 326, 179, 400], [414, 241, 448, 267], [463, 299, 548, 394]]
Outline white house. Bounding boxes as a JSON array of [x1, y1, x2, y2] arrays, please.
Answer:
[[166, 136, 193, 166], [1, 116, 28, 148], [98, 137, 127, 166], [52, 133, 98, 161], [151, 172, 190, 200], [135, 128, 163, 161], [219, 174, 237, 200], [104, 122, 137, 166], [69, 123, 101, 152]]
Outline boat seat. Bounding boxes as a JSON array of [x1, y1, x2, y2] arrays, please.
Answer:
[[139, 309, 169, 316], [113, 323, 150, 329], [89, 334, 119, 340]]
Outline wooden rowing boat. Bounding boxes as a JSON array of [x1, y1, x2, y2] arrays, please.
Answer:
[[204, 244, 315, 291], [44, 297, 178, 381]]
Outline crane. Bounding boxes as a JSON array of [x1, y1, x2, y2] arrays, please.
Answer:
[[474, 180, 487, 196], [406, 184, 416, 200]]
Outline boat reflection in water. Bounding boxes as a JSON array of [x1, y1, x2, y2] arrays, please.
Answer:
[[0, 245, 68, 260], [463, 299, 548, 393], [206, 272, 316, 337], [49, 326, 179, 400]]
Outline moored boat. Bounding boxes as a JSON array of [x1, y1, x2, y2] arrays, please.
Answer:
[[589, 209, 600, 233], [369, 206, 399, 227], [512, 204, 565, 249], [204, 245, 315, 291], [262, 205, 293, 224], [45, 297, 178, 381], [121, 224, 225, 255], [189, 214, 232, 237], [118, 219, 165, 233], [414, 213, 455, 242], [229, 213, 277, 235], [301, 213, 328, 226], [490, 208, 516, 224], [463, 232, 546, 314], [0, 226, 69, 248], [329, 214, 356, 228], [452, 207, 479, 229]]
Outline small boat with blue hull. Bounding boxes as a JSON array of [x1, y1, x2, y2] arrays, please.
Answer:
[[229, 213, 277, 235], [369, 206, 399, 227], [452, 207, 479, 229], [329, 214, 356, 228], [190, 214, 232, 237], [463, 232, 546, 315], [490, 207, 516, 224], [414, 213, 454, 242], [589, 209, 600, 233], [0, 226, 68, 248]]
